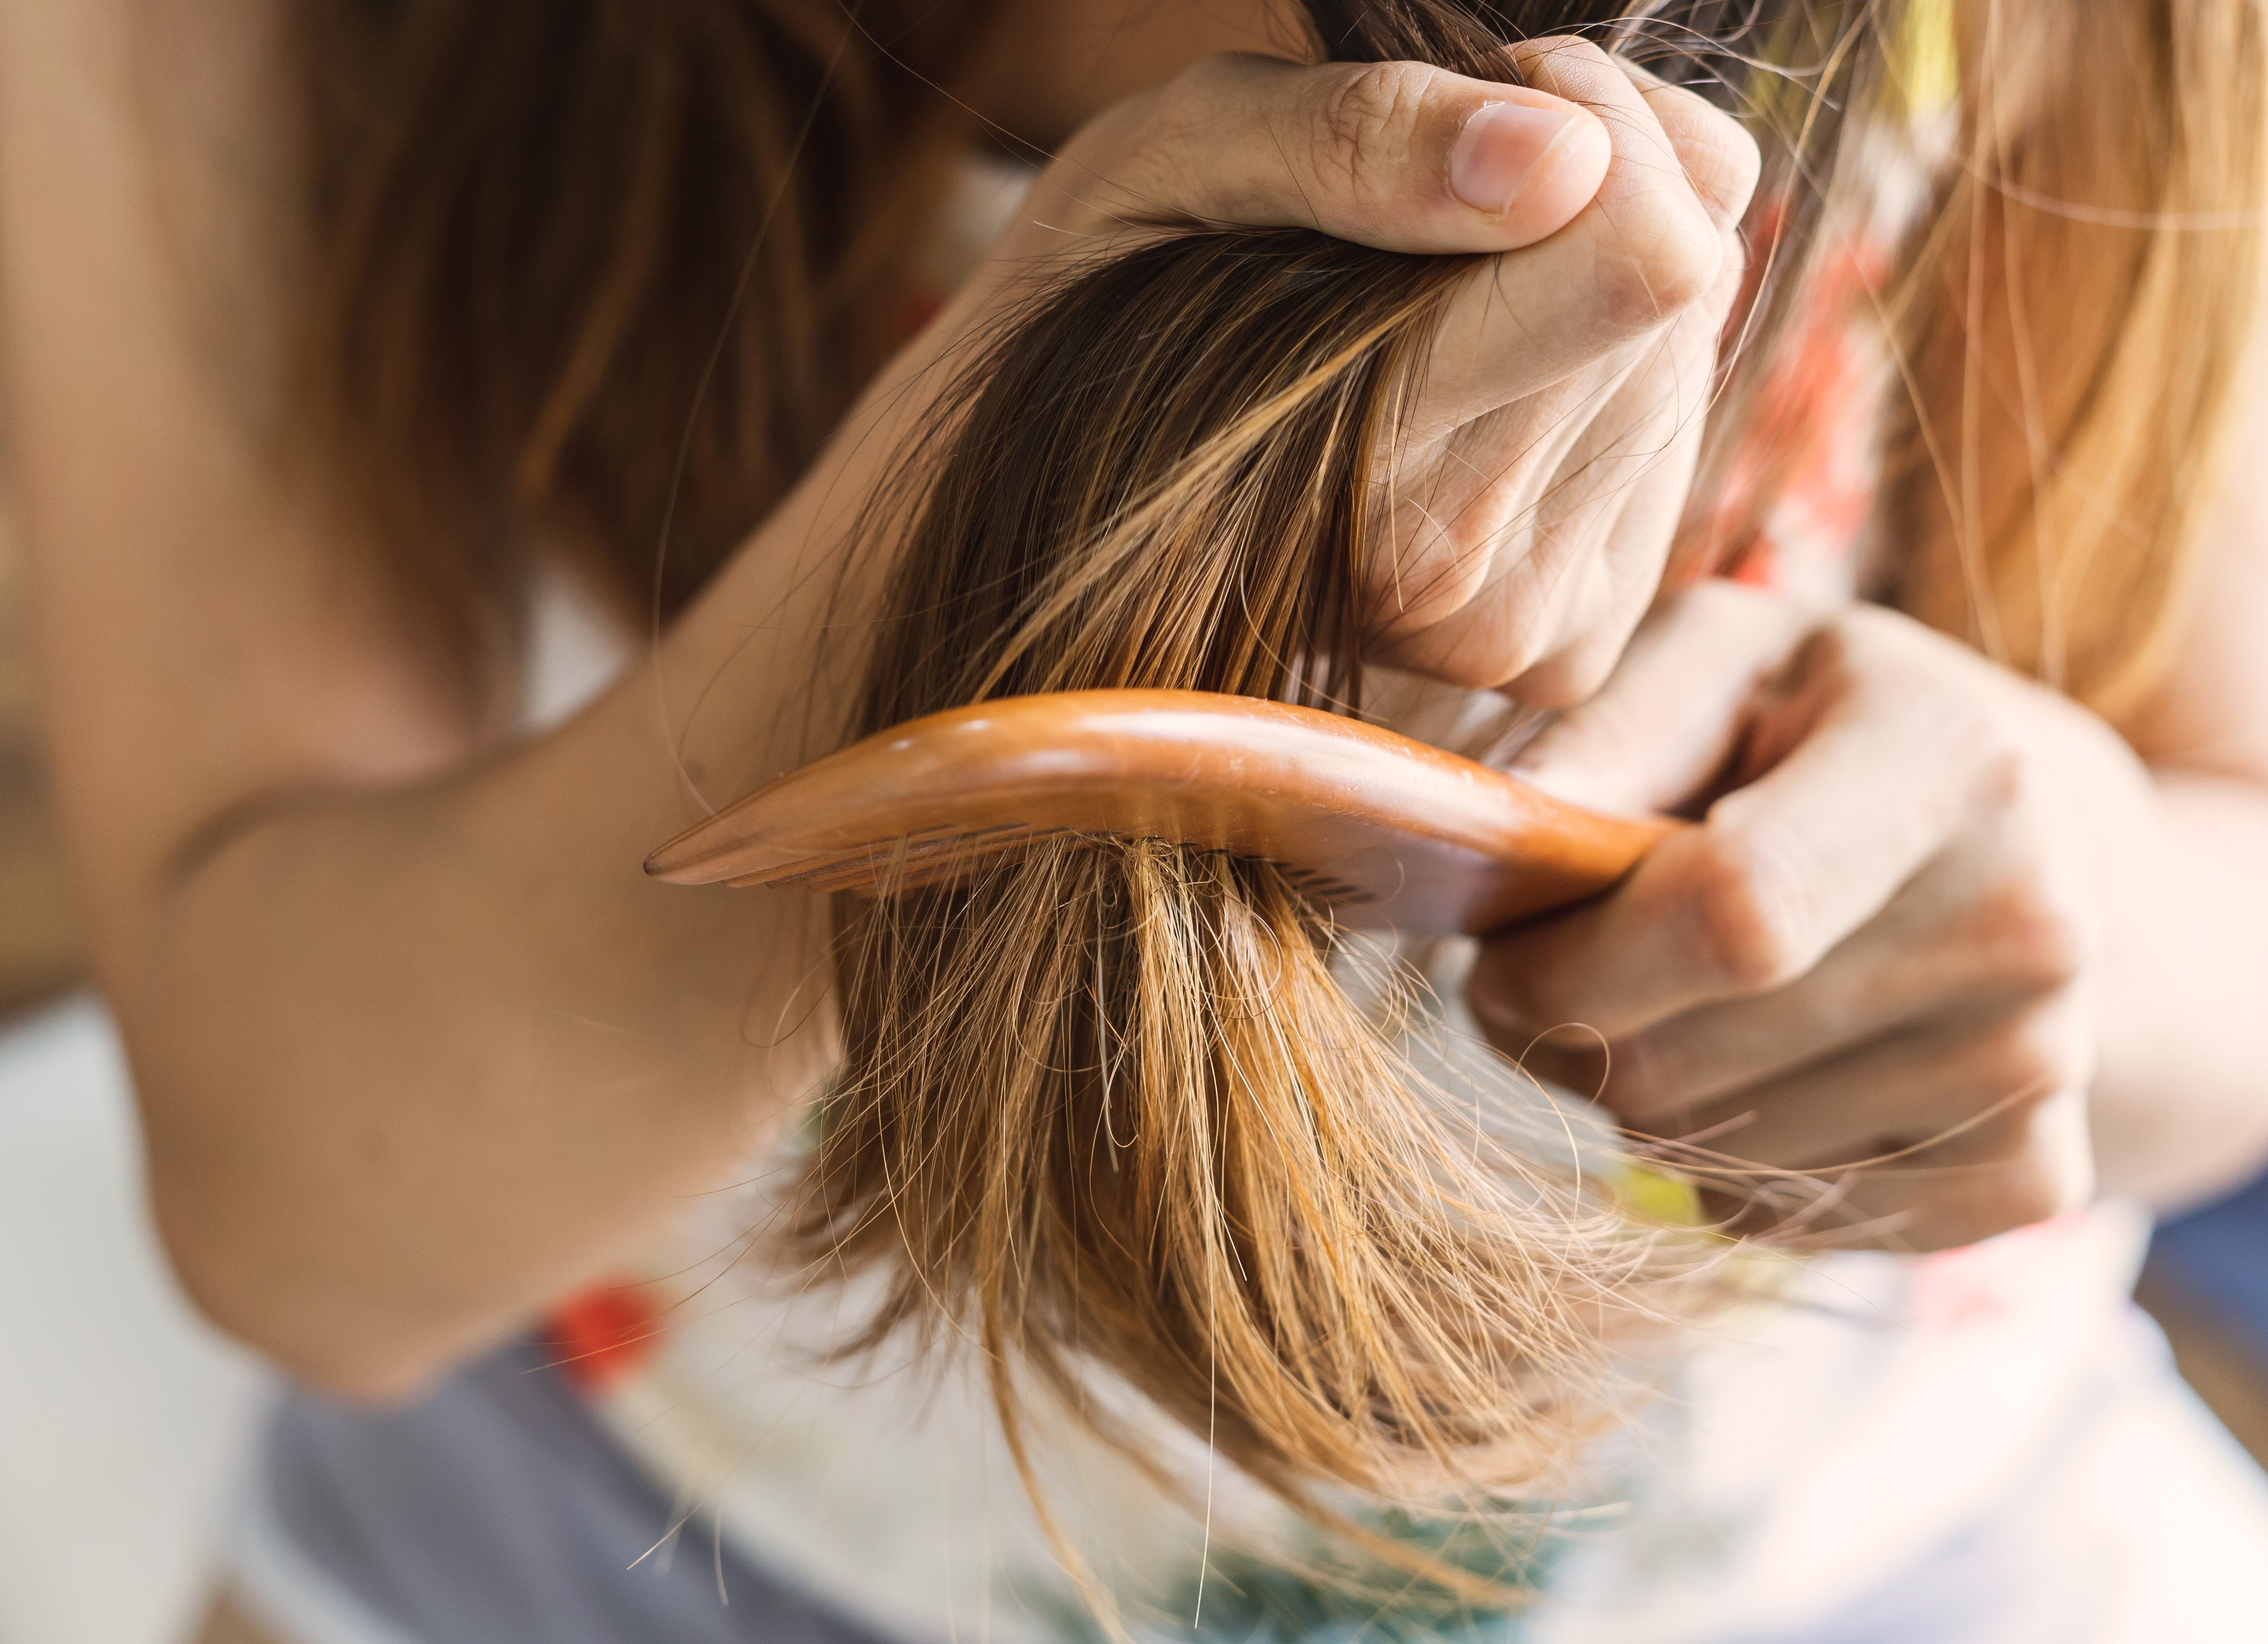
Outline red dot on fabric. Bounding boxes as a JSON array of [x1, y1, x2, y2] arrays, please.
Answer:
[[546, 1281, 666, 1395]]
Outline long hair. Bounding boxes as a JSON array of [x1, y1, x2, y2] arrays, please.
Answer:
[[1877, 0, 2265, 715], [288, 0, 2267, 714], [290, 0, 2264, 1592], [290, 0, 989, 688], [798, 2, 1856, 1577]]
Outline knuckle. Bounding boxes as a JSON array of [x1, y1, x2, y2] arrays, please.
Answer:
[[1680, 830, 1807, 994], [1105, 55, 1265, 219], [1530, 632, 1628, 707], [1668, 90, 1764, 219], [1510, 34, 1617, 82], [1974, 870, 2096, 991], [1308, 61, 1433, 203], [1980, 1010, 2091, 1105], [1480, 961, 1575, 1040], [1595, 199, 1725, 329], [1889, 1091, 2091, 1248], [1903, 1151, 2061, 1250], [1468, 942, 1555, 1034], [1601, 1030, 1671, 1114]]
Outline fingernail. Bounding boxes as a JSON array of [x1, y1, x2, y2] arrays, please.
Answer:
[[1450, 101, 1581, 216]]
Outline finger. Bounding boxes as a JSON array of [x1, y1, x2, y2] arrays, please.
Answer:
[[1714, 1089, 2094, 1254], [1628, 987, 2093, 1169], [1377, 62, 1762, 680], [1473, 613, 2009, 1038], [1650, 999, 2094, 1250], [1576, 836, 2092, 1122], [1366, 328, 1705, 678], [1615, 59, 1764, 231], [1372, 408, 1699, 693], [1072, 48, 1614, 254], [1825, 1089, 2096, 1253], [1419, 40, 1739, 425], [1506, 580, 1814, 813]]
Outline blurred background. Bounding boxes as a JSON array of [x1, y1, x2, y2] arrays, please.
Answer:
[[0, 488, 2264, 1642]]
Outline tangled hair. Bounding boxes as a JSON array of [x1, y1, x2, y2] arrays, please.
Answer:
[[286, 0, 2267, 1601], [798, 0, 1874, 1580]]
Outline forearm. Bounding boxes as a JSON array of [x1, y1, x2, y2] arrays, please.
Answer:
[[2090, 769, 2268, 1210], [0, 0, 921, 1388], [1, 0, 936, 1385], [123, 667, 834, 1397]]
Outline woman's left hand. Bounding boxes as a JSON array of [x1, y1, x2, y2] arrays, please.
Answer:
[[1468, 581, 2162, 1250]]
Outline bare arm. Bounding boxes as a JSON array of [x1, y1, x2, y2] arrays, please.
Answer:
[[2090, 349, 2268, 1209], [2, 0, 1729, 1392], [0, 0, 852, 1395]]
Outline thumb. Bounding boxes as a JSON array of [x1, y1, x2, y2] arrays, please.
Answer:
[[1085, 43, 1621, 255], [1510, 582, 1817, 815]]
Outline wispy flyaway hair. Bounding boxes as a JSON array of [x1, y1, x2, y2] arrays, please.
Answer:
[[286, 0, 2265, 1590], [800, 0, 1890, 1569]]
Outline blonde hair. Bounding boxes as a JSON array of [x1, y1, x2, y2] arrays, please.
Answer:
[[786, 0, 2268, 1592], [1880, 0, 2265, 717], [801, 1, 1873, 1594], [288, 0, 2266, 1605]]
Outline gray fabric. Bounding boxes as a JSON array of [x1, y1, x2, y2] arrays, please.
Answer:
[[258, 1339, 895, 1644], [254, 1309, 2221, 1644]]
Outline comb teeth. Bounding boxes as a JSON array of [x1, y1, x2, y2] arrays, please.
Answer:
[[726, 821, 1381, 907]]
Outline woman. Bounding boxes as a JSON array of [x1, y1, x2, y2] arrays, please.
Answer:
[[2, 1, 2266, 1640]]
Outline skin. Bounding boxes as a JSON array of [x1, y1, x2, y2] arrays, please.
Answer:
[[1475, 431, 2268, 1240], [3, 0, 2266, 1448], [0, 0, 1741, 1403], [0, 7, 2261, 1643]]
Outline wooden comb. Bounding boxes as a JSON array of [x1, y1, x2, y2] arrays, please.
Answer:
[[645, 689, 1673, 935]]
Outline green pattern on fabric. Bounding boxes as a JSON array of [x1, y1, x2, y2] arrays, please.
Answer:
[[1148, 1511, 1567, 1644]]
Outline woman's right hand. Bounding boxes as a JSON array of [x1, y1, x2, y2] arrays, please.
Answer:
[[682, 35, 1760, 788], [922, 40, 1756, 703]]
